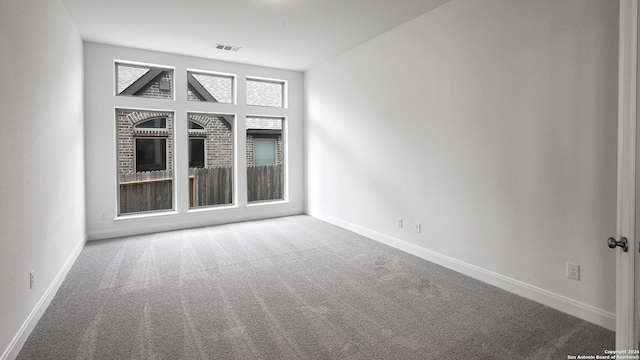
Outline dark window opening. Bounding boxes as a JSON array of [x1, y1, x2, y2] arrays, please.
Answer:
[[188, 121, 204, 130], [189, 138, 205, 168], [136, 138, 167, 172], [135, 118, 166, 129]]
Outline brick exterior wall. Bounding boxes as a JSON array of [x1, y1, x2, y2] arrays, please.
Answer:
[[188, 113, 233, 167], [117, 66, 147, 93], [117, 109, 174, 174], [187, 90, 200, 102], [246, 79, 283, 107], [137, 72, 172, 99], [188, 73, 233, 103], [117, 110, 285, 172], [117, 64, 173, 99]]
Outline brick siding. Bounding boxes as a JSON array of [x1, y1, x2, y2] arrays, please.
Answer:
[[246, 79, 283, 107], [188, 113, 233, 167], [117, 65, 173, 99], [117, 109, 174, 174]]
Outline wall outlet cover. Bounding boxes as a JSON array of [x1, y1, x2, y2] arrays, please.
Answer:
[[567, 262, 580, 281]]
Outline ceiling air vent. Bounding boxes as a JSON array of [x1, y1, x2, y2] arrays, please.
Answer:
[[216, 43, 241, 52]]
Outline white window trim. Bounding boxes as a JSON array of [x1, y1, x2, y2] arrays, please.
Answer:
[[186, 112, 238, 211], [246, 115, 287, 204]]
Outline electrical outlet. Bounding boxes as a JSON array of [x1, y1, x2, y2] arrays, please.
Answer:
[[100, 212, 107, 220], [397, 218, 403, 228], [567, 263, 580, 280], [30, 270, 35, 289], [414, 222, 421, 233]]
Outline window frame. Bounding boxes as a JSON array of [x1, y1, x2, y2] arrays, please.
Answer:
[[246, 115, 286, 204], [111, 58, 293, 220], [187, 112, 236, 211], [115, 107, 175, 217]]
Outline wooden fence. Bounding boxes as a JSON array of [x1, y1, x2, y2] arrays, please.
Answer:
[[119, 164, 282, 213], [119, 170, 172, 214], [247, 164, 283, 202], [189, 167, 233, 207]]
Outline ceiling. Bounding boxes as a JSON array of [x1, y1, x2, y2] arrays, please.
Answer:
[[60, 0, 452, 71]]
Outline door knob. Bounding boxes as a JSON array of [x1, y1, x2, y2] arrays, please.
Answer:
[[607, 237, 629, 252]]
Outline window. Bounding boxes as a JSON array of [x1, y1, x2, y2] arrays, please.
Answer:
[[112, 61, 291, 217], [188, 121, 204, 130], [117, 109, 174, 215], [189, 138, 205, 168], [253, 138, 276, 166], [188, 120, 206, 169], [188, 113, 234, 208], [136, 138, 167, 172], [135, 118, 166, 129], [116, 62, 173, 99], [187, 71, 234, 103], [246, 78, 285, 108], [246, 116, 284, 202]]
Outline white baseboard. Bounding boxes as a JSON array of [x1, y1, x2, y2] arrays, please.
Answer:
[[88, 207, 305, 241], [1, 235, 87, 360], [306, 209, 616, 331]]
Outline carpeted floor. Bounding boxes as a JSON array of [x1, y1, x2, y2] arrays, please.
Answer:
[[18, 215, 614, 359]]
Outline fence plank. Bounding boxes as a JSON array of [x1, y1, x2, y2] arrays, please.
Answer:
[[188, 167, 234, 208], [247, 164, 283, 202]]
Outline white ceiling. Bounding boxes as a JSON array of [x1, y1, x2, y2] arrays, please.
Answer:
[[60, 0, 452, 71]]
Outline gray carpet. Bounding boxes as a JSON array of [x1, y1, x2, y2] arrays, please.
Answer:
[[18, 215, 613, 359]]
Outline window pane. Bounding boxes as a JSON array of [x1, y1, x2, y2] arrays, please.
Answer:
[[188, 121, 204, 130], [136, 138, 166, 171], [189, 138, 205, 168], [188, 113, 234, 208], [254, 139, 276, 166], [117, 109, 173, 215], [135, 118, 166, 129], [116, 63, 173, 99], [246, 78, 284, 107], [246, 116, 284, 202], [187, 71, 233, 103]]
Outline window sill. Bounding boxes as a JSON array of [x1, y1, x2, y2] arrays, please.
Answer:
[[247, 199, 289, 207], [187, 204, 238, 214], [114, 210, 178, 222]]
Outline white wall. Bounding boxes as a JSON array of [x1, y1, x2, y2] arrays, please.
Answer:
[[84, 43, 304, 240], [0, 1, 86, 358], [305, 0, 619, 328]]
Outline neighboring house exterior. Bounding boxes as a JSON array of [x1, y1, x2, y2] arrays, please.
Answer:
[[117, 109, 174, 175], [246, 117, 283, 166], [117, 65, 173, 100], [188, 113, 233, 168], [117, 67, 283, 174]]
